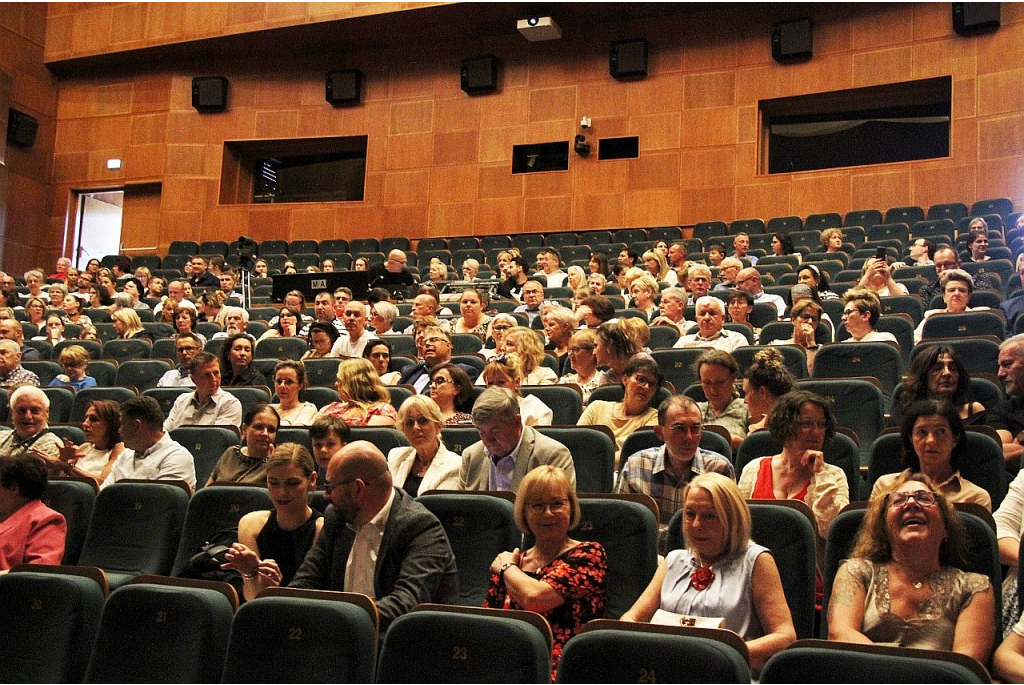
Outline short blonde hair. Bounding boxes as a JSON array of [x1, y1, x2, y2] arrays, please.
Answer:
[[111, 308, 144, 337], [57, 344, 90, 368], [820, 228, 843, 248], [504, 326, 544, 374], [681, 473, 751, 558], [397, 394, 443, 429], [514, 465, 580, 534]]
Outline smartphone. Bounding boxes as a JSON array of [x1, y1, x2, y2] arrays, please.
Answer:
[[875, 247, 886, 261]]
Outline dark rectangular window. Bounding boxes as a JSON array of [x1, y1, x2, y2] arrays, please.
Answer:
[[598, 136, 640, 160], [512, 141, 569, 174], [761, 76, 951, 174]]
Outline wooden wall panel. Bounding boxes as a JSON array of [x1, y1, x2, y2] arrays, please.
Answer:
[[5, 1, 1021, 274]]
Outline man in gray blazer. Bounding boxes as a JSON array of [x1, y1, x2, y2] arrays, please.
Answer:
[[459, 387, 576, 493], [287, 440, 459, 630]]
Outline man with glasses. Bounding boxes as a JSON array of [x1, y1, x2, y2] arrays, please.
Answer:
[[672, 296, 746, 353], [74, 270, 94, 295], [157, 332, 202, 387], [617, 395, 733, 529], [920, 246, 992, 303], [649, 287, 692, 334], [712, 257, 744, 291], [892, 238, 936, 270], [513, 281, 546, 325], [735, 267, 786, 318], [459, 387, 575, 493], [367, 249, 417, 291], [397, 326, 479, 393], [285, 440, 458, 631]]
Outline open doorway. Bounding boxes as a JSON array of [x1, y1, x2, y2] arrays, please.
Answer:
[[68, 190, 123, 269]]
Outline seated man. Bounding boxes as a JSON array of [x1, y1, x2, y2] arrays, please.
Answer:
[[0, 319, 40, 361], [0, 386, 62, 459], [459, 387, 576, 493], [286, 440, 459, 631], [616, 395, 733, 527], [163, 351, 243, 431], [210, 307, 253, 340], [102, 396, 196, 490], [672, 296, 747, 353], [0, 339, 39, 389], [367, 250, 418, 291], [397, 327, 479, 393], [157, 333, 202, 387]]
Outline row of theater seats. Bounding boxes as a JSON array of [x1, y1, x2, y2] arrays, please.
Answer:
[[5, 486, 1002, 683]]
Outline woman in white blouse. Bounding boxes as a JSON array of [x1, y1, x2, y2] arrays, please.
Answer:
[[387, 395, 461, 497]]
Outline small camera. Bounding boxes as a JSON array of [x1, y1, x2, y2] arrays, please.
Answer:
[[574, 134, 591, 156]]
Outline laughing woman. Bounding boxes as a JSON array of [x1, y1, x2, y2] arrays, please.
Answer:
[[577, 356, 661, 467]]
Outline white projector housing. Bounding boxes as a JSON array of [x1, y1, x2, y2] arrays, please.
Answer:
[[517, 16, 562, 42]]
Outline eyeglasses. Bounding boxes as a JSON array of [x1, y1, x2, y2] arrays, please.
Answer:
[[323, 477, 356, 495], [527, 499, 569, 514], [629, 375, 658, 387], [568, 345, 595, 354], [429, 378, 450, 388], [841, 308, 863, 317], [402, 416, 434, 429], [491, 325, 513, 332], [797, 419, 828, 430], [176, 346, 199, 353], [935, 261, 958, 269], [666, 422, 702, 435], [889, 490, 938, 509]]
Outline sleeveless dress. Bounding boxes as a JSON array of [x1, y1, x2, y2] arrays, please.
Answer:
[[255, 509, 324, 586]]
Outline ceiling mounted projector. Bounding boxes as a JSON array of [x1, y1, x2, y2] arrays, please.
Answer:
[[517, 16, 562, 41]]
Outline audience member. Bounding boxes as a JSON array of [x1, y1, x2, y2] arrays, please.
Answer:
[[480, 355, 553, 427], [158, 332, 201, 387], [693, 350, 749, 450], [219, 333, 268, 387], [889, 344, 985, 428], [388, 395, 461, 496], [672, 296, 746, 353], [1, 386, 61, 459], [743, 347, 794, 433], [104, 396, 197, 490], [206, 403, 280, 486], [49, 344, 96, 391], [309, 415, 350, 472], [318, 357, 397, 427], [840, 288, 897, 343], [0, 452, 67, 571], [428, 362, 475, 425], [53, 399, 123, 484], [270, 360, 319, 426], [164, 351, 243, 432], [578, 356, 661, 466], [559, 328, 605, 403]]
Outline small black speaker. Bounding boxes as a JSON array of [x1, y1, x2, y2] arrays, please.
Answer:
[[772, 18, 813, 63], [460, 56, 499, 96], [192, 76, 228, 112], [7, 108, 37, 147], [609, 39, 648, 80], [953, 2, 1000, 36], [326, 70, 363, 106]]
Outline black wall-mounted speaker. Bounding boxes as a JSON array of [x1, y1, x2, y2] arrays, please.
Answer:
[[192, 76, 229, 112], [460, 56, 499, 96], [953, 2, 1000, 36], [772, 18, 813, 64], [7, 108, 37, 147], [609, 39, 649, 80], [326, 70, 363, 106]]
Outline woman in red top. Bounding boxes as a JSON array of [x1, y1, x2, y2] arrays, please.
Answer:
[[0, 453, 67, 570]]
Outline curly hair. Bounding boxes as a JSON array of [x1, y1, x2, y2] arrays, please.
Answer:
[[745, 347, 794, 398], [335, 357, 390, 407], [853, 471, 968, 567], [767, 389, 836, 445], [503, 327, 545, 375], [596, 321, 638, 362], [820, 228, 844, 249]]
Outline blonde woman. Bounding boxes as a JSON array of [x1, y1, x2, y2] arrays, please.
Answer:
[[483, 313, 517, 359], [566, 265, 587, 292], [387, 395, 462, 496], [111, 307, 153, 341], [642, 249, 677, 286], [480, 354, 553, 426], [481, 325, 557, 385], [821, 228, 845, 254], [628, 274, 660, 322], [317, 357, 397, 427]]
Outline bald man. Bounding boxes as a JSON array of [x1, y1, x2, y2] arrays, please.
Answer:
[[286, 441, 459, 630], [367, 250, 418, 291]]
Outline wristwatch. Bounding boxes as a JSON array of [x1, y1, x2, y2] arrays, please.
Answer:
[[499, 561, 517, 577]]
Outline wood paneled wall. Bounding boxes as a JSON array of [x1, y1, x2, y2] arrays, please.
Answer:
[[16, 3, 1024, 271]]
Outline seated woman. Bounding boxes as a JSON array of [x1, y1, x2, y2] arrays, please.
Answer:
[[542, 306, 576, 377], [566, 264, 587, 292], [796, 263, 840, 300], [840, 288, 898, 344], [23, 296, 47, 328], [428, 362, 475, 425], [206, 403, 280, 486], [364, 339, 402, 386], [61, 294, 91, 328], [642, 249, 677, 286], [589, 252, 611, 278], [595, 321, 642, 386], [578, 355, 661, 467], [694, 350, 749, 450], [743, 348, 794, 433], [301, 322, 340, 360], [218, 333, 268, 387], [257, 305, 303, 342], [35, 314, 66, 348], [387, 395, 461, 497], [485, 325, 557, 386], [587, 272, 607, 295], [963, 229, 990, 263], [821, 228, 846, 255], [620, 472, 796, 673], [871, 400, 991, 510], [888, 344, 985, 427], [174, 305, 207, 346], [857, 256, 909, 297], [914, 269, 991, 344], [53, 399, 123, 485], [628, 274, 661, 322], [559, 328, 605, 404], [369, 301, 400, 336], [725, 288, 759, 343], [318, 357, 398, 427], [482, 313, 517, 359], [486, 465, 607, 677], [829, 472, 994, 662], [738, 389, 849, 539], [120, 278, 150, 311], [427, 260, 449, 284], [111, 308, 153, 341], [49, 344, 97, 392], [221, 444, 324, 600], [481, 354, 553, 427], [0, 453, 67, 571], [450, 287, 492, 340], [270, 360, 319, 426], [197, 290, 226, 326], [773, 298, 825, 374], [771, 233, 799, 261]]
